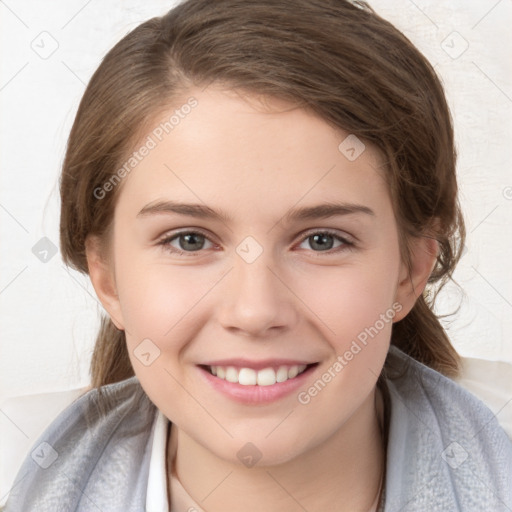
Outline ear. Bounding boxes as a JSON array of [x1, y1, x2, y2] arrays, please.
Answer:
[[393, 235, 438, 322], [85, 234, 125, 330]]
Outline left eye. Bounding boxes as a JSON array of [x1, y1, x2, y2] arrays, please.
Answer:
[[297, 231, 353, 253]]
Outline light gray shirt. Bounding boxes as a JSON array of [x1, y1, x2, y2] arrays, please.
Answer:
[[4, 345, 512, 511]]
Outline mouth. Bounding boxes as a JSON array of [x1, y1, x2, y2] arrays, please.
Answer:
[[199, 363, 316, 386], [197, 361, 319, 404]]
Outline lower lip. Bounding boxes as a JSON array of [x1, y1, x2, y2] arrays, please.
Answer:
[[198, 365, 317, 405]]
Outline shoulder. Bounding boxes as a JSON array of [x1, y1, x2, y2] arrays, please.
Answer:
[[4, 376, 158, 512], [385, 344, 509, 434], [382, 345, 512, 512]]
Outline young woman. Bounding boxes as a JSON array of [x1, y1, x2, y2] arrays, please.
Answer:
[[5, 0, 512, 511]]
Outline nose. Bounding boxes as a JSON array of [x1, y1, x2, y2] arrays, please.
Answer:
[[217, 247, 299, 338]]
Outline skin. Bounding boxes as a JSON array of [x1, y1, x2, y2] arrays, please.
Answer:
[[86, 85, 437, 511]]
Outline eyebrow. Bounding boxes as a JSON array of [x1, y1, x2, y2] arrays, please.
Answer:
[[137, 200, 375, 223]]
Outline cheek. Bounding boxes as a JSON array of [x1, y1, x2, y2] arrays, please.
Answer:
[[113, 238, 223, 353], [112, 235, 180, 340], [291, 269, 398, 443], [288, 244, 400, 403], [308, 271, 395, 391], [292, 254, 400, 347]]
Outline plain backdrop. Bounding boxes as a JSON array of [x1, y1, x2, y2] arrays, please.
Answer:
[[1, 0, 511, 497]]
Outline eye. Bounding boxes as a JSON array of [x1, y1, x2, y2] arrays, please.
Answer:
[[158, 230, 216, 256], [157, 228, 355, 257], [296, 230, 354, 254]]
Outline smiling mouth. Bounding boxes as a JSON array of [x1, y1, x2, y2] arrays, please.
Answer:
[[199, 363, 318, 386]]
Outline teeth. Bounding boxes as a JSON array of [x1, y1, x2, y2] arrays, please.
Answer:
[[225, 366, 238, 383], [276, 366, 289, 382], [239, 368, 257, 385], [288, 366, 299, 379], [257, 368, 276, 386], [209, 364, 308, 386]]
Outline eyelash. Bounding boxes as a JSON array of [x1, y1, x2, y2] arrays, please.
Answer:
[[157, 228, 355, 257]]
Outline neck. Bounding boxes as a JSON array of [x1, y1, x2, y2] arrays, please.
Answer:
[[168, 387, 385, 512]]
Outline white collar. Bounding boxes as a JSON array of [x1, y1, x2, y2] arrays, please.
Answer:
[[145, 410, 206, 512], [145, 409, 169, 512]]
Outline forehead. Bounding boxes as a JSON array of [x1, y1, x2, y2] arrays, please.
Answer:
[[114, 86, 390, 224]]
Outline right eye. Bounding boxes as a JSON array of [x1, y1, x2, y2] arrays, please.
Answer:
[[158, 230, 217, 256]]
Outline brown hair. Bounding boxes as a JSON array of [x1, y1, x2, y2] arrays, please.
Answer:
[[60, 0, 465, 388]]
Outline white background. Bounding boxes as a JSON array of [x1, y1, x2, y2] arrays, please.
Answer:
[[0, 0, 511, 455]]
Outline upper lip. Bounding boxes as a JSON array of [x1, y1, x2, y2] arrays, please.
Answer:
[[199, 359, 317, 370]]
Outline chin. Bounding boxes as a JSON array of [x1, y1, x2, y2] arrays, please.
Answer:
[[210, 429, 315, 469]]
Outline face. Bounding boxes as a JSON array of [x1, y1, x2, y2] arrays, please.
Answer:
[[88, 85, 430, 467]]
